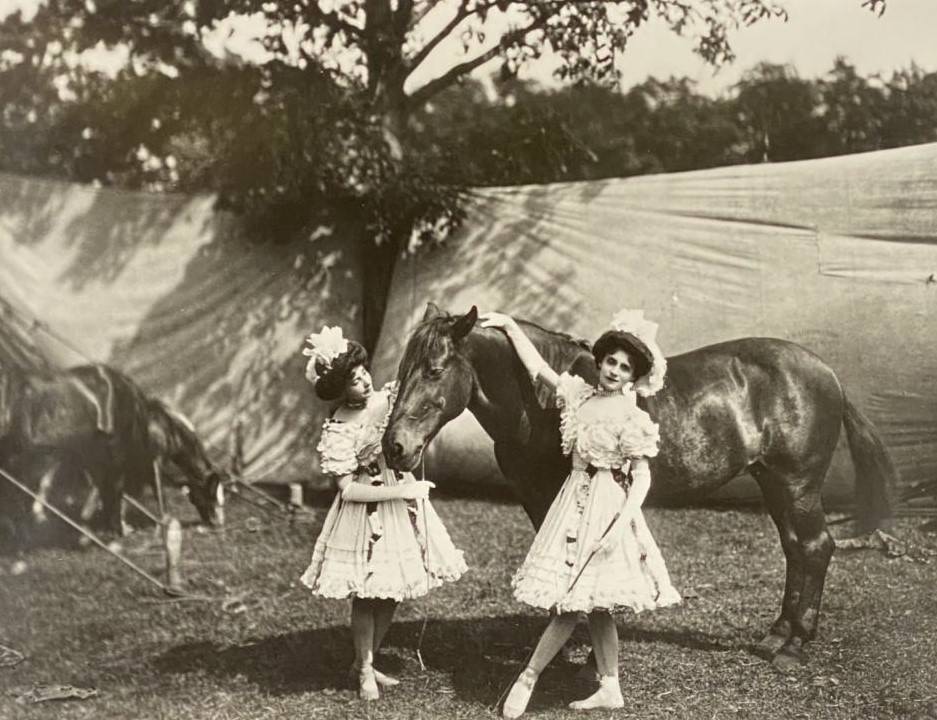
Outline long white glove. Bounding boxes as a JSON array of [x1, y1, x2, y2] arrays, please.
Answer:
[[339, 476, 434, 503], [479, 312, 559, 389], [621, 458, 651, 517]]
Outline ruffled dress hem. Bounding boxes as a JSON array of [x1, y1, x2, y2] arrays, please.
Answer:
[[301, 381, 467, 601]]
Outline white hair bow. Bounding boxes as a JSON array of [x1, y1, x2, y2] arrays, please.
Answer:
[[608, 308, 667, 397]]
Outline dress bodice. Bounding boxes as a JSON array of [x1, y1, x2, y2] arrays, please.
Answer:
[[555, 372, 660, 469], [317, 381, 398, 477]]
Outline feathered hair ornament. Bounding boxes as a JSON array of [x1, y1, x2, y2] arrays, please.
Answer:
[[302, 325, 349, 384]]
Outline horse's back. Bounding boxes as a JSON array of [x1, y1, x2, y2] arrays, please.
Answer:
[[668, 337, 835, 371], [647, 337, 845, 499], [665, 337, 842, 404]]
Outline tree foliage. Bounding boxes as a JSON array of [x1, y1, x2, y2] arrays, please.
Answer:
[[5, 0, 891, 242]]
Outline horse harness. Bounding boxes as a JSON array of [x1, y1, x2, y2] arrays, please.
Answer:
[[67, 365, 115, 435]]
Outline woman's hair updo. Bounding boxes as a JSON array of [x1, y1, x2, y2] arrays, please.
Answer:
[[313, 340, 369, 401], [591, 330, 653, 381]]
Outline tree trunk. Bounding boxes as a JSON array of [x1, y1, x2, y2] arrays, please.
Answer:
[[360, 1, 412, 353], [360, 224, 405, 354]]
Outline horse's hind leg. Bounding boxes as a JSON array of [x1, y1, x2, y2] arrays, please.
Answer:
[[29, 458, 60, 527], [774, 487, 834, 672], [751, 463, 803, 661], [753, 457, 834, 672]]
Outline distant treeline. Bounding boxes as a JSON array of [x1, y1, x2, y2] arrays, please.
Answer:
[[3, 56, 935, 209], [416, 58, 937, 187]]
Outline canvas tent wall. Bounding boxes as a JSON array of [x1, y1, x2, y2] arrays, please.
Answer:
[[371, 142, 937, 507], [3, 143, 936, 505], [0, 172, 365, 484]]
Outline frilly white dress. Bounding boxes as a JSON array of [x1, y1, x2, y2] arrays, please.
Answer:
[[301, 382, 467, 600], [511, 372, 681, 614]]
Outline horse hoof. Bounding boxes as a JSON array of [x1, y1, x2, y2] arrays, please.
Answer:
[[771, 645, 805, 674], [753, 633, 787, 661]]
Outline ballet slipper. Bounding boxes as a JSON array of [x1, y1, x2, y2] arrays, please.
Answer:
[[348, 664, 400, 688], [373, 668, 400, 687], [502, 666, 538, 719], [568, 674, 624, 711], [358, 664, 380, 701]]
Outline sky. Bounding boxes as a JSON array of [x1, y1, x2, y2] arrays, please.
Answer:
[[605, 0, 937, 95], [408, 0, 937, 96], [2, 0, 937, 95]]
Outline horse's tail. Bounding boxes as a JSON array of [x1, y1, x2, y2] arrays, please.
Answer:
[[842, 395, 896, 533]]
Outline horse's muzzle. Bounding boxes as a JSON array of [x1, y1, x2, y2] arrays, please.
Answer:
[[382, 433, 422, 472]]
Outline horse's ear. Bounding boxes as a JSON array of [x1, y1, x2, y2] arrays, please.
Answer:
[[449, 306, 478, 342], [423, 301, 443, 321]]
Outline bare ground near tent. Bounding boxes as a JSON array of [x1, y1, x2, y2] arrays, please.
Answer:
[[1, 493, 936, 719]]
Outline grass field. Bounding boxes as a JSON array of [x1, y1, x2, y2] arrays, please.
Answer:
[[1, 491, 936, 720]]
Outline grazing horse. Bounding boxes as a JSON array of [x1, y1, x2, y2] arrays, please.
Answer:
[[382, 305, 896, 671], [144, 396, 226, 527], [0, 363, 224, 554]]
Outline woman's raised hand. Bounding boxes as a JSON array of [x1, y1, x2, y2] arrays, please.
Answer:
[[398, 480, 436, 501], [479, 311, 517, 331]]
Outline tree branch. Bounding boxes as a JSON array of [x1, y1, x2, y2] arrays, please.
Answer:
[[408, 12, 552, 107], [305, 2, 363, 40], [406, 0, 471, 75], [395, 0, 414, 34], [408, 0, 437, 30]]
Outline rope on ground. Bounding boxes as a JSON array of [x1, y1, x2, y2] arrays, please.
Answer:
[[122, 494, 162, 526]]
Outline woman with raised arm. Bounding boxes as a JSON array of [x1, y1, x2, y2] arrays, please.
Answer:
[[479, 309, 680, 718], [298, 326, 467, 701]]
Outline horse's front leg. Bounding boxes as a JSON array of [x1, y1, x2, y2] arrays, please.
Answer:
[[752, 466, 803, 661], [79, 472, 100, 524], [98, 484, 123, 538], [93, 439, 133, 539], [95, 460, 129, 540]]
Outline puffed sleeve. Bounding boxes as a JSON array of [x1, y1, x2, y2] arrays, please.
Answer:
[[554, 372, 591, 411], [618, 407, 661, 459], [555, 372, 592, 455], [317, 420, 359, 477]]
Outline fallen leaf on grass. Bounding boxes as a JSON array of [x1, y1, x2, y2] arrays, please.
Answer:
[[245, 517, 263, 533], [221, 592, 253, 614], [0, 643, 25, 669], [811, 676, 841, 687], [14, 684, 98, 704]]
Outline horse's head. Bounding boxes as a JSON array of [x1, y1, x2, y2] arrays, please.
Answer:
[[147, 400, 226, 527], [383, 304, 478, 471]]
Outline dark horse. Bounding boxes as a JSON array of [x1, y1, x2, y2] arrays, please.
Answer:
[[0, 363, 224, 552], [382, 305, 896, 672]]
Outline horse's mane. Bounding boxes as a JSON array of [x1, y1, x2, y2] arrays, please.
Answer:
[[399, 316, 454, 373], [514, 318, 593, 374], [404, 312, 592, 382], [148, 398, 199, 455]]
